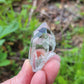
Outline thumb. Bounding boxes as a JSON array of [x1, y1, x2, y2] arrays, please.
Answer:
[[2, 59, 34, 84]]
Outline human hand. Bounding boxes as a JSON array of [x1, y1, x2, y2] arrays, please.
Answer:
[[1, 54, 60, 84]]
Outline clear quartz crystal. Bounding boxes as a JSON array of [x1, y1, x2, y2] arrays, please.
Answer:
[[29, 22, 56, 72]]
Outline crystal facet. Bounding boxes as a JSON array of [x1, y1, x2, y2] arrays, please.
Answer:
[[29, 22, 56, 72]]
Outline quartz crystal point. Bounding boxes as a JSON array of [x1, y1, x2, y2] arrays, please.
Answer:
[[29, 22, 56, 72]]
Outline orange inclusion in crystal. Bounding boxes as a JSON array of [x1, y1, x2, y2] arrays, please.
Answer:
[[36, 49, 45, 57]]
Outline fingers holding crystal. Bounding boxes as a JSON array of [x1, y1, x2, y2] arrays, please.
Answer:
[[43, 59, 60, 84], [30, 70, 46, 84]]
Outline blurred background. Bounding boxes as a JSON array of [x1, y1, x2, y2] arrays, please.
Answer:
[[0, 0, 84, 84]]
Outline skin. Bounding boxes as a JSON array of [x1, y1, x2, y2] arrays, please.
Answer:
[[1, 54, 60, 84]]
